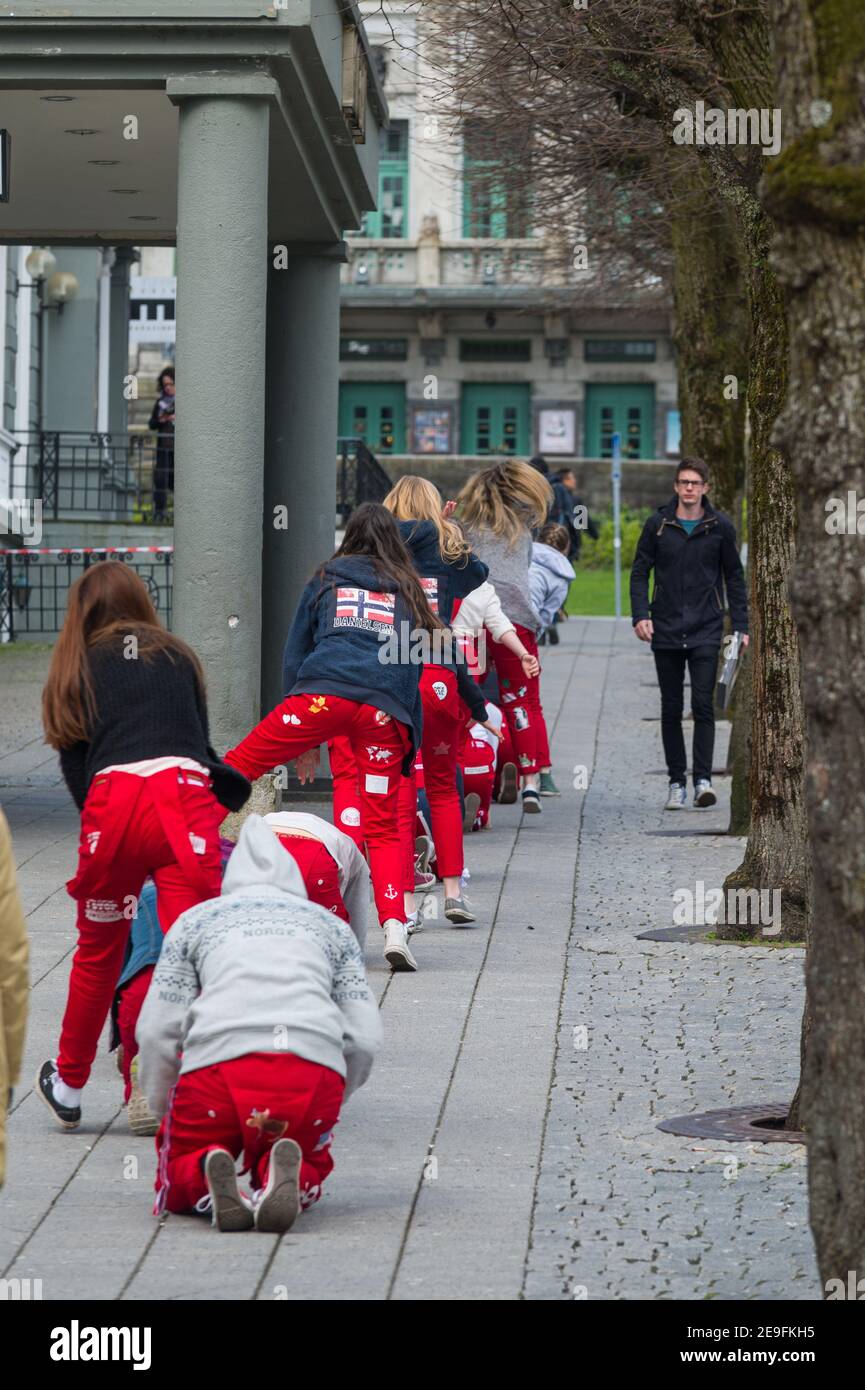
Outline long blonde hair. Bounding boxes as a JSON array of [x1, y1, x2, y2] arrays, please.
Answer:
[[383, 475, 472, 567], [456, 460, 551, 547]]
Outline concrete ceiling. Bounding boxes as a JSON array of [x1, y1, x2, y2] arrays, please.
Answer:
[[0, 86, 345, 244]]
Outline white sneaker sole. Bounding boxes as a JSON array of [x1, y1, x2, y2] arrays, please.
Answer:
[[205, 1149, 254, 1232], [463, 792, 480, 831], [385, 940, 418, 971], [498, 764, 518, 804], [255, 1138, 302, 1234]]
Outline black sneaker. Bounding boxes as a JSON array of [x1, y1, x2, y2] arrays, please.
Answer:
[[521, 788, 542, 814], [36, 1060, 81, 1131], [548, 625, 560, 646]]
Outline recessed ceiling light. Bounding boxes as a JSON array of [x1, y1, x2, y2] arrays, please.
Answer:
[[64, 128, 101, 136], [109, 189, 140, 195], [129, 215, 159, 221], [88, 159, 120, 167], [41, 95, 75, 102]]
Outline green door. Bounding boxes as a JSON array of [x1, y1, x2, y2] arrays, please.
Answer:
[[585, 384, 656, 459], [460, 383, 530, 456], [339, 383, 406, 454]]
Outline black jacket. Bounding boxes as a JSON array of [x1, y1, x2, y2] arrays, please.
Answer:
[[630, 497, 748, 650], [282, 555, 423, 771], [397, 519, 489, 724], [58, 639, 250, 812]]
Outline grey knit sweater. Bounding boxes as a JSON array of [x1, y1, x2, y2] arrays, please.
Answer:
[[136, 816, 383, 1118], [463, 525, 542, 634]]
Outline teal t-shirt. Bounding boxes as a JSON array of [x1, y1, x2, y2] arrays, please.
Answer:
[[679, 518, 700, 535]]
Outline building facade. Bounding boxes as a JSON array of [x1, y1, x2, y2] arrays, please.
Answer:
[[342, 2, 679, 470]]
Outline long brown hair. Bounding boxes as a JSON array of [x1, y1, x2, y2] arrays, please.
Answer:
[[457, 460, 552, 546], [323, 503, 444, 634], [383, 475, 472, 567], [43, 561, 204, 749]]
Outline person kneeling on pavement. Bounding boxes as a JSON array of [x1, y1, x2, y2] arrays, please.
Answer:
[[136, 814, 383, 1233]]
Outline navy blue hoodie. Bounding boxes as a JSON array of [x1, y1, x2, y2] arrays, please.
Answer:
[[281, 556, 423, 770], [398, 519, 489, 722]]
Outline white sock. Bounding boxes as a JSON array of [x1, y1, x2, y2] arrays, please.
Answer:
[[53, 1070, 83, 1107]]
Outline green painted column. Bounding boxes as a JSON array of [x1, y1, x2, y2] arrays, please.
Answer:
[[170, 81, 271, 750], [261, 250, 342, 715]]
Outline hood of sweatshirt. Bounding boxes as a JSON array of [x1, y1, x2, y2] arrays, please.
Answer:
[[321, 555, 401, 592], [221, 814, 309, 901], [531, 542, 575, 582], [398, 518, 440, 567]]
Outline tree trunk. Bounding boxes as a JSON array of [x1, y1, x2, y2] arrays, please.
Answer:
[[763, 0, 865, 1284], [716, 202, 809, 944], [668, 153, 749, 515]]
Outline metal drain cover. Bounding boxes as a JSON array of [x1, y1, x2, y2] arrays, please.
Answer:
[[636, 925, 712, 943], [658, 1103, 805, 1144]]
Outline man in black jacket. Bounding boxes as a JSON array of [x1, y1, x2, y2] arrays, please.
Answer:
[[630, 457, 749, 810]]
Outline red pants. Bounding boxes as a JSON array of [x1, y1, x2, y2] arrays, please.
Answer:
[[490, 627, 550, 776], [417, 666, 465, 880], [328, 736, 366, 850], [461, 737, 497, 828], [60, 768, 223, 1089], [155, 1052, 345, 1215], [117, 966, 154, 1102], [226, 694, 410, 925], [273, 834, 349, 923]]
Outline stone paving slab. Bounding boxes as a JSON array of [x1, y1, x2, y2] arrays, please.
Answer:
[[0, 622, 818, 1300]]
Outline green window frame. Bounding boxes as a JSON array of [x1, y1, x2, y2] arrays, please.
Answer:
[[363, 120, 409, 239], [462, 121, 530, 239]]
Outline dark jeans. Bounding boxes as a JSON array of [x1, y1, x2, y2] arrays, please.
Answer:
[[653, 645, 719, 786], [153, 449, 174, 519]]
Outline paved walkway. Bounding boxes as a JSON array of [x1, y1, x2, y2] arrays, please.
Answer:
[[0, 625, 819, 1300]]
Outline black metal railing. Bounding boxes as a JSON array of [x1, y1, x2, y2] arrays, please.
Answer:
[[8, 430, 173, 524], [0, 548, 174, 642], [336, 436, 392, 525]]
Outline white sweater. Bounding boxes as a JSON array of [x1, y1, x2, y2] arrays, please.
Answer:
[[136, 816, 383, 1117], [452, 581, 516, 674]]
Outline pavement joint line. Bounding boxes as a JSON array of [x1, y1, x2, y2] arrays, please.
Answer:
[[386, 619, 591, 1301], [520, 619, 616, 1298], [1, 1103, 124, 1282]]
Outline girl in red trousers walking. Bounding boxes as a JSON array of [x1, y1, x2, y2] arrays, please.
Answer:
[[224, 504, 438, 973], [37, 562, 250, 1132], [383, 476, 498, 925], [457, 461, 553, 814]]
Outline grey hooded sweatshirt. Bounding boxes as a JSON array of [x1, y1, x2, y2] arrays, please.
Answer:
[[529, 542, 576, 628], [136, 815, 383, 1119]]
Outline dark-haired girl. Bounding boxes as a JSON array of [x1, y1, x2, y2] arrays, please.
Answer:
[[224, 503, 439, 973], [37, 561, 250, 1132]]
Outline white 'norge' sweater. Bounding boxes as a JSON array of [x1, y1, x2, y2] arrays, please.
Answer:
[[136, 815, 383, 1118]]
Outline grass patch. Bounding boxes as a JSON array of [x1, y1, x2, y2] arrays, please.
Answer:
[[566, 567, 632, 618], [704, 932, 805, 950]]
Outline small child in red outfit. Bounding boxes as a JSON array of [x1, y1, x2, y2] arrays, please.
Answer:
[[136, 815, 382, 1233]]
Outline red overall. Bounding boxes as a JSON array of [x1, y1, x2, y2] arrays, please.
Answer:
[[60, 767, 223, 1089], [416, 665, 466, 880], [272, 833, 350, 924], [225, 694, 410, 924], [155, 1052, 345, 1215], [328, 735, 366, 850], [460, 735, 497, 829], [489, 626, 550, 776]]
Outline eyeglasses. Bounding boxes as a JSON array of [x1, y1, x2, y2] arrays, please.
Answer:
[[677, 479, 702, 488]]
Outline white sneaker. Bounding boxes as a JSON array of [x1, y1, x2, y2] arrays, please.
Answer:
[[383, 919, 418, 972], [694, 779, 717, 808], [204, 1149, 254, 1232], [254, 1138, 302, 1233], [665, 783, 687, 810]]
